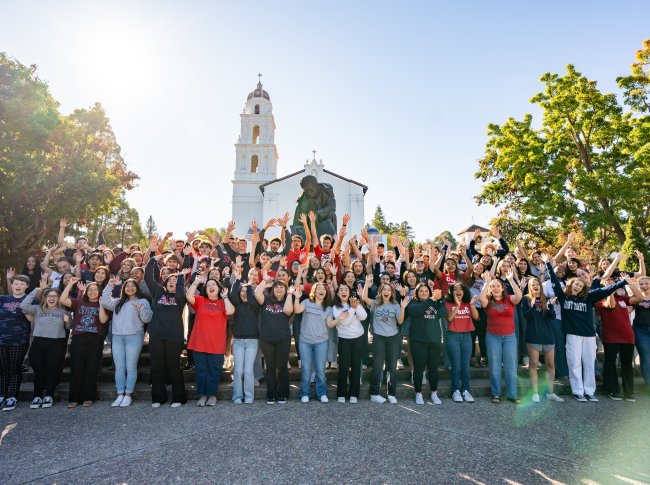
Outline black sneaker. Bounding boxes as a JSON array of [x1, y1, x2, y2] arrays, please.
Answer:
[[608, 393, 623, 401], [585, 394, 599, 402], [2, 397, 17, 411], [277, 397, 287, 404], [625, 394, 636, 403], [182, 363, 195, 372], [573, 394, 588, 402], [266, 399, 275, 405]]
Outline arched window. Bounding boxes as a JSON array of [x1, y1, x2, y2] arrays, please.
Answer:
[[251, 155, 259, 173], [252, 125, 260, 144], [254, 104, 260, 114]]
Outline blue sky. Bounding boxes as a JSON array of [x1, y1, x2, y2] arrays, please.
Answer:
[[2, 1, 648, 240]]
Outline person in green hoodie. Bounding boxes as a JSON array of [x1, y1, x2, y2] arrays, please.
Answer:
[[405, 282, 447, 406]]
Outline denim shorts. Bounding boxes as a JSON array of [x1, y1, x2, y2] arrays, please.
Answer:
[[528, 343, 555, 353]]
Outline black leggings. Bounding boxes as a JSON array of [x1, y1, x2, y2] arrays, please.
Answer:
[[410, 339, 441, 393], [603, 343, 635, 396], [260, 338, 291, 400], [150, 336, 186, 404], [337, 335, 365, 398], [0, 344, 29, 398], [69, 333, 103, 403], [29, 337, 67, 398]]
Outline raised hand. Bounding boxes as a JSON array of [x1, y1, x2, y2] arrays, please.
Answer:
[[251, 220, 259, 233], [294, 288, 303, 299], [59, 218, 68, 228], [473, 228, 482, 240], [264, 218, 277, 229], [227, 220, 236, 232], [635, 250, 645, 261], [183, 245, 191, 256], [195, 274, 207, 285], [432, 289, 442, 301], [491, 226, 501, 239], [400, 296, 411, 308], [165, 231, 174, 239], [185, 231, 197, 241], [350, 295, 360, 308], [181, 268, 192, 276], [365, 274, 373, 286], [470, 295, 479, 305], [74, 251, 84, 263], [280, 212, 291, 226], [235, 255, 243, 267], [505, 268, 515, 281], [567, 232, 575, 244], [299, 213, 308, 226], [6, 267, 15, 280], [309, 211, 316, 223], [109, 275, 120, 286], [342, 213, 350, 226], [69, 276, 81, 285], [39, 274, 49, 289], [220, 288, 229, 299], [76, 282, 87, 293]]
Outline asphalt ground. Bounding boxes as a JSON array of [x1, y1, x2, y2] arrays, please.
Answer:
[[1, 393, 649, 484]]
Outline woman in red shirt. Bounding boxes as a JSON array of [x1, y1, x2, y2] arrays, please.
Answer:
[[596, 279, 636, 402], [479, 271, 522, 404], [186, 274, 235, 407], [445, 282, 479, 403]]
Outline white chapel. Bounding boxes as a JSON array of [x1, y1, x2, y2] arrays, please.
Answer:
[[231, 79, 366, 240]]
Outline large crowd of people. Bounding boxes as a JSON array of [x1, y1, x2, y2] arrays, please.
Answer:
[[1, 212, 648, 411]]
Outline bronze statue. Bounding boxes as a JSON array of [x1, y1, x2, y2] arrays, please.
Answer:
[[292, 175, 337, 239]]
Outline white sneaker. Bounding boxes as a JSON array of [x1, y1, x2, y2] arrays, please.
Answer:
[[350, 396, 358, 404], [415, 393, 424, 405], [119, 395, 132, 407], [170, 402, 183, 408], [30, 397, 43, 409], [546, 393, 564, 403], [431, 391, 442, 405], [522, 356, 530, 368], [396, 360, 404, 370], [254, 379, 260, 387], [462, 390, 475, 403], [233, 398, 243, 404], [111, 395, 124, 407], [387, 395, 397, 404], [151, 402, 161, 408], [320, 395, 329, 403], [197, 396, 207, 407], [206, 396, 217, 406], [532, 393, 540, 403], [370, 395, 386, 404], [301, 396, 309, 403], [42, 396, 53, 408], [330, 362, 338, 369], [452, 390, 463, 403], [337, 397, 346, 403]]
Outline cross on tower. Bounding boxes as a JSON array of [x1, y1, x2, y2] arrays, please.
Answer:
[[312, 149, 317, 160], [258, 73, 262, 83]]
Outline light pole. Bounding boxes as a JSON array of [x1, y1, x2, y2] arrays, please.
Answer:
[[116, 219, 132, 249]]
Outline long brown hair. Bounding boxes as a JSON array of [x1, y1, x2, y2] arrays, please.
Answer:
[[564, 277, 588, 300], [39, 288, 62, 311], [375, 283, 396, 305], [525, 277, 548, 310], [309, 282, 330, 308]]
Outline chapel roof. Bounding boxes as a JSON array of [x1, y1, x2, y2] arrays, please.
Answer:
[[247, 81, 270, 100]]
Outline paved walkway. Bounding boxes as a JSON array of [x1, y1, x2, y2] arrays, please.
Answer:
[[1, 396, 649, 484]]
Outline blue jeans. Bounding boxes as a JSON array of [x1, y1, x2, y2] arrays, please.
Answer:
[[232, 338, 258, 401], [551, 319, 569, 378], [446, 331, 472, 393], [112, 332, 144, 394], [634, 326, 650, 386], [486, 332, 518, 399], [194, 352, 224, 397], [299, 340, 328, 398]]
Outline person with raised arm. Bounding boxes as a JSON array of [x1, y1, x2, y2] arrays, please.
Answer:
[[445, 282, 479, 403], [145, 245, 189, 408], [629, 276, 650, 391], [100, 275, 153, 407], [186, 272, 235, 407], [255, 276, 294, 404], [293, 278, 331, 403], [405, 281, 447, 405], [479, 269, 523, 404], [20, 275, 70, 409], [362, 274, 407, 404], [60, 276, 109, 407], [546, 257, 630, 402]]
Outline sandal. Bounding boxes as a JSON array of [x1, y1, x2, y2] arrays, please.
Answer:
[[81, 401, 93, 407], [66, 402, 78, 409], [491, 396, 500, 404]]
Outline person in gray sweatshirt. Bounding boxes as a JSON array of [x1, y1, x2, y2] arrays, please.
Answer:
[[20, 277, 71, 409], [100, 276, 152, 407]]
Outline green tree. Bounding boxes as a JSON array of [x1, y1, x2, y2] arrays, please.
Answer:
[[475, 63, 650, 249], [433, 230, 457, 250], [617, 39, 650, 113], [371, 205, 389, 233], [145, 215, 158, 240], [619, 217, 649, 273], [0, 53, 138, 271], [370, 205, 413, 239], [82, 195, 145, 248]]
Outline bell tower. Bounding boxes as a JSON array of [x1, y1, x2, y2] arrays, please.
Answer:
[[231, 75, 279, 234]]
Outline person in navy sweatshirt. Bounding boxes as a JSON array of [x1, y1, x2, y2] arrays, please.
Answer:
[[546, 259, 630, 403]]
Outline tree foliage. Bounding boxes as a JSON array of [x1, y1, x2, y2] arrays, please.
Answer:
[[432, 230, 457, 250], [0, 53, 138, 270], [370, 205, 414, 239], [81, 195, 145, 248], [617, 39, 650, 114], [619, 216, 649, 273], [475, 56, 650, 251], [145, 215, 158, 241]]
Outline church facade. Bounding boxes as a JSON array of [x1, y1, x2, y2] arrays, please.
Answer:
[[231, 81, 367, 241]]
